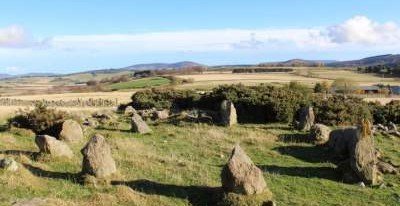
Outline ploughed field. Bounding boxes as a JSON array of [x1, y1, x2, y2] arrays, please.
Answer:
[[0, 114, 399, 205]]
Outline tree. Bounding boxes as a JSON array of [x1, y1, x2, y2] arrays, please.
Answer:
[[332, 78, 358, 94], [314, 81, 331, 93]]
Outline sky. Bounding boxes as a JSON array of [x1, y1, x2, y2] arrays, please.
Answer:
[[1, 0, 400, 74]]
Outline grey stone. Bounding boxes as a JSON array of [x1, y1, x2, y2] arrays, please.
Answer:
[[296, 106, 315, 131], [124, 106, 136, 116], [221, 144, 267, 195], [35, 135, 74, 158], [81, 134, 117, 178], [220, 100, 237, 127], [309, 124, 331, 145], [59, 119, 84, 142], [131, 112, 152, 134]]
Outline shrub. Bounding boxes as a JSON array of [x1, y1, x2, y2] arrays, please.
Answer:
[[131, 88, 201, 110], [332, 78, 358, 94], [313, 95, 371, 126], [127, 83, 379, 126], [368, 100, 400, 124], [202, 84, 311, 123], [8, 102, 68, 135]]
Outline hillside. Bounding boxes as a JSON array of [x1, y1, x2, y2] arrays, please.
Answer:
[[259, 59, 336, 67], [327, 54, 400, 67], [0, 74, 11, 79], [122, 61, 204, 70]]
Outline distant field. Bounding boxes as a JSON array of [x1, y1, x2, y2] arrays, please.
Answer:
[[109, 77, 171, 90], [177, 69, 400, 89]]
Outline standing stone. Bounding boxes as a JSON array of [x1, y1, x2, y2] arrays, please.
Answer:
[[349, 120, 381, 185], [220, 100, 237, 127], [35, 135, 74, 158], [131, 112, 152, 134], [124, 106, 136, 116], [309, 124, 331, 145], [221, 144, 267, 195], [81, 134, 117, 178], [296, 106, 315, 131], [59, 119, 84, 142], [328, 126, 358, 159], [0, 157, 19, 171]]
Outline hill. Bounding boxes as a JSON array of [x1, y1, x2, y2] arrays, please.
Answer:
[[122, 61, 204, 70], [327, 54, 400, 67], [0, 74, 11, 79], [70, 61, 205, 76], [259, 59, 336, 67]]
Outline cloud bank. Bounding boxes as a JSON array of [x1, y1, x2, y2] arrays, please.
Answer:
[[1, 16, 400, 53]]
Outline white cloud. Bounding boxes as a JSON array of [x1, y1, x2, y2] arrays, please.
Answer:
[[327, 15, 400, 44], [2, 16, 400, 53], [0, 25, 48, 48], [50, 28, 335, 53]]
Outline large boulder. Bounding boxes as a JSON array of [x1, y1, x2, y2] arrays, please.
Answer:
[[309, 124, 331, 145], [349, 120, 381, 185], [58, 119, 84, 142], [330, 121, 382, 185], [296, 106, 315, 131], [328, 127, 358, 160], [131, 112, 152, 134], [220, 100, 238, 127], [81, 134, 117, 178], [35, 135, 74, 158], [221, 145, 267, 195]]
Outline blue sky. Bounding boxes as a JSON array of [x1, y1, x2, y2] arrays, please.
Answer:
[[1, 0, 400, 74]]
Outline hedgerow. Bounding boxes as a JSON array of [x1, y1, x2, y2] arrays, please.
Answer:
[[127, 83, 395, 126]]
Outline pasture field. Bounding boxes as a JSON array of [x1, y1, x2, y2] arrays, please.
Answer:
[[176, 69, 400, 89], [0, 111, 399, 205], [109, 77, 171, 90]]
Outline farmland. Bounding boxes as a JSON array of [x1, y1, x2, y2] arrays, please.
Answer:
[[0, 67, 400, 205]]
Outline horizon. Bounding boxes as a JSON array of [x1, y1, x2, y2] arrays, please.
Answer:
[[1, 1, 400, 74]]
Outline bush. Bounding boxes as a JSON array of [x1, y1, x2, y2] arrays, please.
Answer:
[[131, 88, 201, 110], [8, 102, 68, 135], [313, 95, 371, 126], [207, 83, 311, 123], [127, 83, 380, 126], [130, 84, 311, 123], [368, 100, 400, 124]]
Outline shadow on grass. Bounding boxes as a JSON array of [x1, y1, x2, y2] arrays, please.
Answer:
[[23, 163, 81, 183], [0, 150, 38, 158], [112, 179, 223, 206], [278, 133, 312, 143], [259, 165, 339, 181], [95, 127, 132, 133], [0, 124, 8, 132], [274, 145, 331, 163]]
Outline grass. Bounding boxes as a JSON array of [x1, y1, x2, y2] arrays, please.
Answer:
[[0, 112, 399, 205], [109, 77, 171, 90]]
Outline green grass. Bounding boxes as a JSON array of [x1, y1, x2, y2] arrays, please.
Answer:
[[109, 77, 171, 90], [0, 117, 399, 205]]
